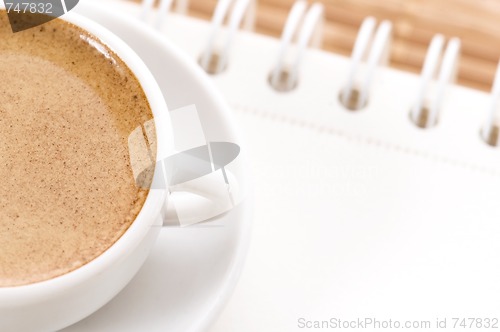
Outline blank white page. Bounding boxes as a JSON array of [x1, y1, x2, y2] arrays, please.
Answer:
[[106, 3, 500, 330]]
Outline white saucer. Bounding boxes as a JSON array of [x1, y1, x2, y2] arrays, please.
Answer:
[[62, 3, 252, 331]]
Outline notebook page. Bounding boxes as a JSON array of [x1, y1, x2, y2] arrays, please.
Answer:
[[94, 2, 500, 330], [156, 11, 500, 331], [211, 106, 500, 331]]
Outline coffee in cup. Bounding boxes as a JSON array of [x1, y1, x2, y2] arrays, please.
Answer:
[[0, 11, 156, 287]]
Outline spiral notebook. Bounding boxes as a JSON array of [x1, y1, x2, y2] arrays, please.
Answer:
[[98, 0, 500, 330]]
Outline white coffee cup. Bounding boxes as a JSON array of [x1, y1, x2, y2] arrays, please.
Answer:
[[0, 9, 228, 332]]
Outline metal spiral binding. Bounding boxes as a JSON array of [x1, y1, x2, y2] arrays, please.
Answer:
[[339, 17, 392, 111], [268, 1, 324, 92], [140, 0, 190, 27], [482, 60, 500, 146], [410, 35, 461, 128], [199, 0, 256, 75]]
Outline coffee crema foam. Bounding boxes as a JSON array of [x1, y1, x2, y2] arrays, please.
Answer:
[[0, 12, 156, 286]]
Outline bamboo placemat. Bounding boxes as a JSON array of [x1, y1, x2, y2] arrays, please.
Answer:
[[144, 0, 500, 91]]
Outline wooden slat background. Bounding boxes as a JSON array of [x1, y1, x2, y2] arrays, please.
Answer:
[[150, 0, 500, 91]]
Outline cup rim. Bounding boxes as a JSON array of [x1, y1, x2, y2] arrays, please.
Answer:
[[0, 9, 170, 301]]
